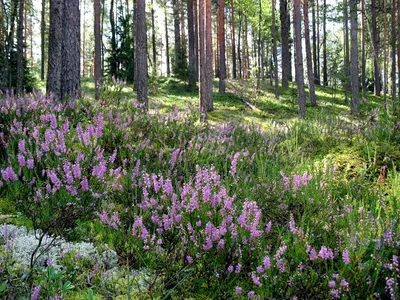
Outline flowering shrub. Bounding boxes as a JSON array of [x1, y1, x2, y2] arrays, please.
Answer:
[[0, 92, 400, 298]]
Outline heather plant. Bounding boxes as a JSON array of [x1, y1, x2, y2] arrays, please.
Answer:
[[0, 90, 400, 299]]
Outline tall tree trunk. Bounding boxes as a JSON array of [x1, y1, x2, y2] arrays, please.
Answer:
[[17, 0, 25, 94], [383, 0, 388, 111], [205, 0, 213, 110], [110, 0, 117, 77], [188, 0, 196, 89], [312, 0, 318, 84], [391, 0, 396, 111], [173, 0, 182, 75], [323, 0, 327, 85], [151, 0, 157, 76], [230, 0, 236, 79], [391, 0, 396, 110], [41, 0, 46, 81], [272, 0, 279, 98], [199, 0, 207, 120], [361, 0, 366, 97], [316, 0, 320, 83], [0, 2, 3, 57], [257, 0, 262, 88], [135, 0, 148, 108], [94, 0, 101, 100], [165, 5, 171, 77], [47, 0, 63, 100], [350, 0, 360, 115], [343, 0, 350, 101], [237, 11, 242, 79], [280, 0, 290, 88], [303, 0, 317, 105], [398, 0, 400, 106], [3, 0, 18, 89], [371, 0, 380, 96], [218, 0, 226, 94], [62, 0, 80, 100], [82, 0, 86, 78], [193, 0, 199, 80], [294, 0, 306, 118]]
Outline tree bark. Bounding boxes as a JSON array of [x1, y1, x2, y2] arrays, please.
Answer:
[[193, 0, 199, 80], [383, 0, 388, 111], [272, 0, 279, 98], [94, 0, 101, 100], [230, 0, 236, 79], [41, 0, 46, 81], [361, 0, 366, 97], [303, 0, 317, 105], [237, 11, 242, 79], [165, 5, 171, 77], [350, 0, 360, 115], [199, 0, 207, 120], [205, 0, 213, 110], [218, 0, 226, 94], [188, 0, 197, 89], [173, 0, 182, 75], [151, 0, 157, 76], [135, 0, 148, 108], [294, 0, 306, 118], [17, 0, 25, 94], [323, 0, 327, 86], [312, 0, 318, 84], [61, 0, 80, 100], [343, 0, 350, 101], [47, 0, 63, 100], [391, 0, 396, 109], [371, 0, 381, 96], [110, 0, 117, 77]]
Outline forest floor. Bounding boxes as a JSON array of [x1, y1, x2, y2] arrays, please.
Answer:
[[1, 78, 399, 299]]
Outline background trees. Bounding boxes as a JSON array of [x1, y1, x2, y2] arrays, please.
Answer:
[[0, 0, 398, 117]]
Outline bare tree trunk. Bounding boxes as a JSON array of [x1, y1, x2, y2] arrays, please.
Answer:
[[17, 0, 25, 94], [205, 0, 213, 110], [110, 0, 117, 77], [350, 0, 360, 115], [257, 0, 262, 88], [312, 0, 318, 84], [272, 0, 279, 98], [135, 0, 148, 108], [383, 0, 388, 112], [165, 5, 171, 77], [94, 0, 101, 100], [218, 0, 226, 94], [398, 0, 400, 106], [47, 0, 63, 100], [237, 11, 242, 79], [83, 0, 87, 78], [193, 0, 199, 80], [199, 0, 207, 120], [371, 0, 381, 96], [391, 0, 396, 110], [173, 0, 182, 75], [323, 0, 327, 86], [316, 0, 320, 84], [343, 0, 350, 102], [303, 0, 317, 105], [41, 0, 46, 81], [230, 0, 236, 79], [294, 0, 306, 118], [361, 0, 366, 97], [62, 0, 80, 100], [188, 0, 196, 89], [151, 0, 157, 76]]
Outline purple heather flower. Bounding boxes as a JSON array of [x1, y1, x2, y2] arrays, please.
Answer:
[[31, 285, 41, 300], [17, 154, 26, 167], [227, 265, 234, 273], [235, 286, 242, 294], [318, 246, 334, 260], [329, 281, 336, 288], [2, 166, 18, 182], [340, 279, 349, 288], [342, 248, 351, 265], [247, 291, 255, 298], [263, 255, 271, 269]]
